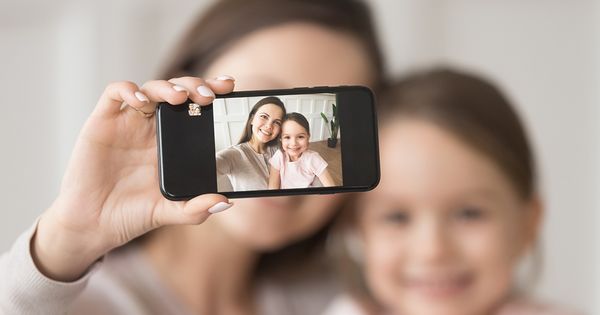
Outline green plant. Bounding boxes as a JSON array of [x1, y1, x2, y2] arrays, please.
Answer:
[[320, 103, 339, 140]]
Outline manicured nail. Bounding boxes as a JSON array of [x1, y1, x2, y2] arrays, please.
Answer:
[[172, 84, 189, 95], [208, 202, 233, 214], [197, 85, 215, 98], [135, 91, 149, 103], [215, 75, 235, 81]]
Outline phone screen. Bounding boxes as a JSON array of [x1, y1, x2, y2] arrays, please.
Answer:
[[157, 86, 379, 200], [213, 93, 343, 193]]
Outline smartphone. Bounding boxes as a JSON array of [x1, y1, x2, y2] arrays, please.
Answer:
[[156, 85, 379, 200]]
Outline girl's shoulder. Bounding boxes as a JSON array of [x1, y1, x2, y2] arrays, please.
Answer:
[[301, 150, 324, 160], [497, 298, 583, 315], [321, 294, 365, 315]]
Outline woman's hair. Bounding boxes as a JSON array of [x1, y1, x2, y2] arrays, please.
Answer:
[[159, 0, 385, 87], [379, 67, 536, 199], [239, 96, 286, 147], [329, 67, 539, 308]]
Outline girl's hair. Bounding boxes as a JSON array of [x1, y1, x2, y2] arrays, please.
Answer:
[[159, 0, 385, 87], [329, 67, 539, 308], [238, 96, 287, 147], [379, 67, 536, 199], [279, 112, 311, 152]]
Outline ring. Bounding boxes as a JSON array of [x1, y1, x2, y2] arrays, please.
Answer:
[[131, 105, 155, 118]]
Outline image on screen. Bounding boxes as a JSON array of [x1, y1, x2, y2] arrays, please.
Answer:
[[213, 93, 343, 193]]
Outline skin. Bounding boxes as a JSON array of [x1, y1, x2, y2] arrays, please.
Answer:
[[32, 22, 374, 315], [268, 120, 335, 189], [247, 103, 284, 153], [354, 119, 542, 315]]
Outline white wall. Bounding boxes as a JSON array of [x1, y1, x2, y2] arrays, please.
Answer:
[[0, 0, 597, 313]]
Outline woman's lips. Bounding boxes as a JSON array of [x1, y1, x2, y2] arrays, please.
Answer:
[[259, 129, 272, 137]]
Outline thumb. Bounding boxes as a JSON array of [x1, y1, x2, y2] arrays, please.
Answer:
[[153, 194, 233, 227]]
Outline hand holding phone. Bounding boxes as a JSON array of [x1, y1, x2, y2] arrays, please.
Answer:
[[33, 77, 235, 282], [157, 86, 380, 199]]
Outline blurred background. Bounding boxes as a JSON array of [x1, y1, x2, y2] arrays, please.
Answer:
[[0, 0, 597, 313]]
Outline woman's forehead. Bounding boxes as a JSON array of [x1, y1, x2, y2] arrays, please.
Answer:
[[257, 103, 284, 115]]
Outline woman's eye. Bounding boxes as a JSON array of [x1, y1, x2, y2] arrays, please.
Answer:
[[260, 114, 268, 120], [456, 207, 484, 221], [274, 121, 281, 126]]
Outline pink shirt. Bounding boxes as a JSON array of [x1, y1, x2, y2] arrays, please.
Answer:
[[270, 149, 328, 189]]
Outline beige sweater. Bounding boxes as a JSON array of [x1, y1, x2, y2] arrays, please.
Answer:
[[0, 222, 339, 315]]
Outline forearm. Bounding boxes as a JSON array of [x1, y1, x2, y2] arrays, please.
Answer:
[[0, 219, 101, 315], [268, 166, 281, 189]]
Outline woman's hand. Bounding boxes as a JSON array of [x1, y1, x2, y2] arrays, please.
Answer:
[[32, 76, 235, 282]]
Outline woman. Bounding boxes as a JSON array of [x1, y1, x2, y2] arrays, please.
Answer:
[[0, 0, 384, 314], [216, 96, 287, 192]]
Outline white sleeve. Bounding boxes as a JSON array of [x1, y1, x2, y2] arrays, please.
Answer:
[[0, 219, 103, 315]]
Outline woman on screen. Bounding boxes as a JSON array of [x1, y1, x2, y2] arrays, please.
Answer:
[[216, 96, 286, 192]]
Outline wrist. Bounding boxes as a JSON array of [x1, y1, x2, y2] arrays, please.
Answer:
[[31, 209, 108, 282]]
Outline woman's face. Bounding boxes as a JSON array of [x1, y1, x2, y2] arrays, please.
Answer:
[[356, 120, 539, 315], [281, 120, 309, 161], [250, 104, 284, 144], [203, 23, 374, 250]]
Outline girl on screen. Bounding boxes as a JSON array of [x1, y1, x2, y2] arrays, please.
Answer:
[[268, 112, 336, 189]]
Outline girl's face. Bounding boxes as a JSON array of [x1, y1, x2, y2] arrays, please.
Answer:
[[250, 104, 284, 144], [281, 120, 309, 161], [202, 23, 373, 250], [356, 119, 539, 315]]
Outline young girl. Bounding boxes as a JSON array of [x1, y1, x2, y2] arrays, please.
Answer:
[[325, 69, 580, 315], [269, 112, 336, 189]]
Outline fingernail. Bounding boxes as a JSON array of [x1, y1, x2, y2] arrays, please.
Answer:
[[135, 91, 149, 103], [215, 75, 235, 81], [172, 84, 189, 95], [197, 85, 215, 98], [208, 201, 233, 214]]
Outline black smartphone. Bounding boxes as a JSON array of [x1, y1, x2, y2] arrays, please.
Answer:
[[157, 85, 379, 200]]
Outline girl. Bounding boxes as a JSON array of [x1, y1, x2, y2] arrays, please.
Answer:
[[269, 112, 336, 189], [325, 69, 579, 315]]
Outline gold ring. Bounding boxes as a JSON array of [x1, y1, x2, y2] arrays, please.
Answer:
[[131, 105, 155, 118]]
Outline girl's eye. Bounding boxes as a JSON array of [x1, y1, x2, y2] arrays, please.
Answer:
[[382, 210, 410, 224], [455, 206, 485, 221], [298, 135, 305, 139]]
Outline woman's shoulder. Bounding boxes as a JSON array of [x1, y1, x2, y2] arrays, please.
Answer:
[[70, 245, 191, 315]]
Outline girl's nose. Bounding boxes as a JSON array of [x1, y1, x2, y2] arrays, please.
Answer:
[[411, 218, 451, 263]]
